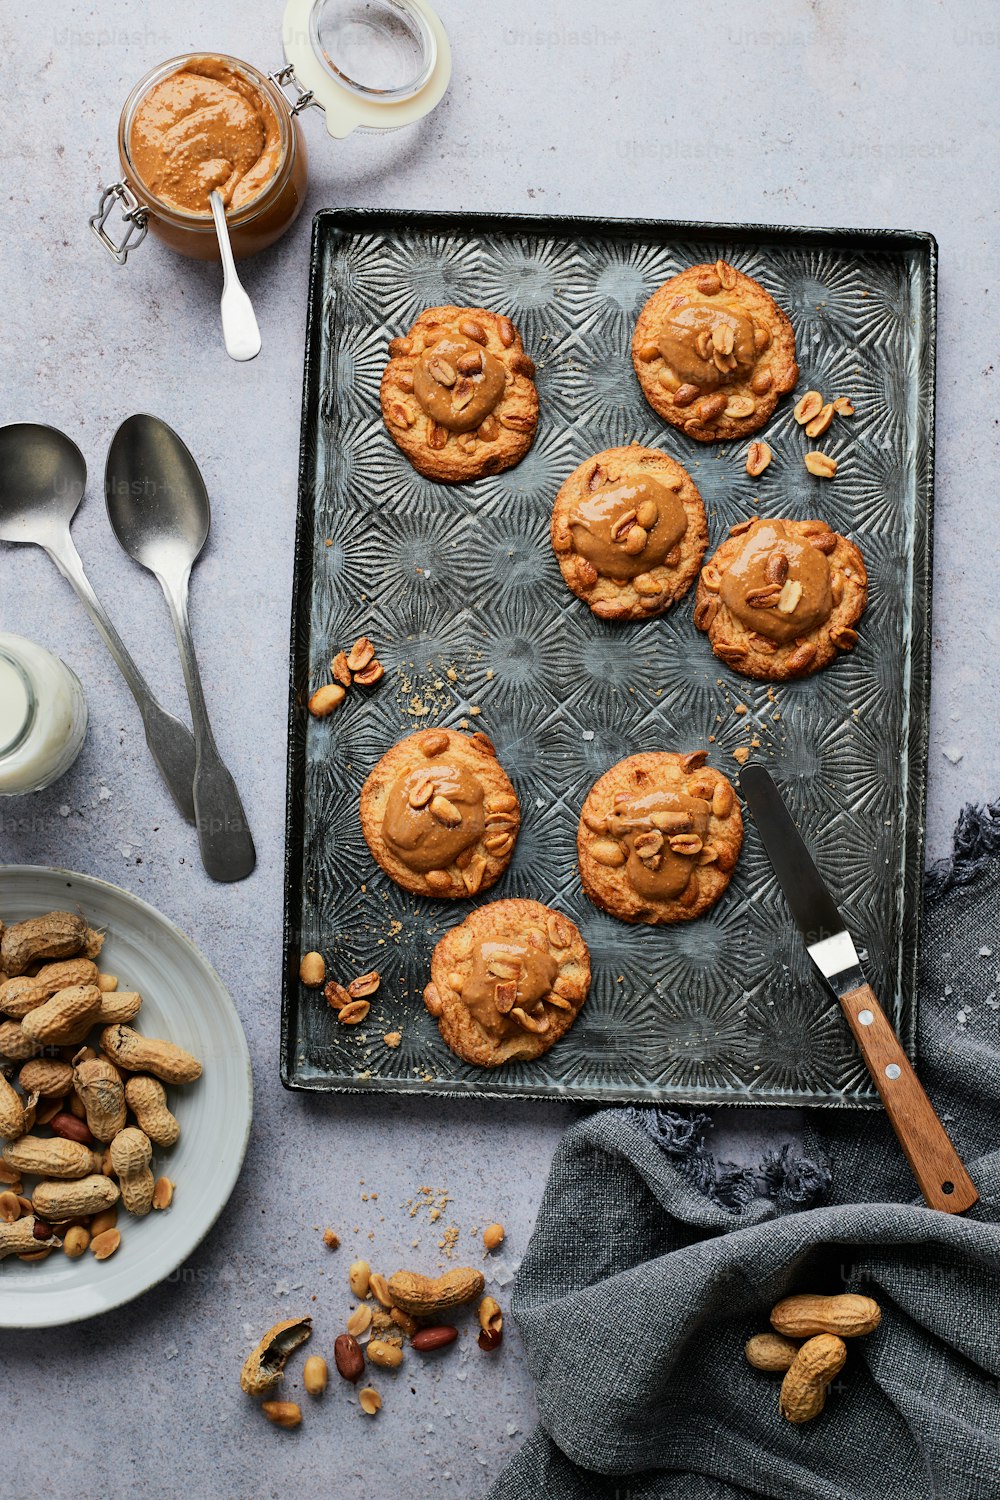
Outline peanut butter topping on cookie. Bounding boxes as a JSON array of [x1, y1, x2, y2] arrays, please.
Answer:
[[413, 337, 507, 432], [607, 789, 711, 900], [656, 300, 757, 391], [720, 520, 833, 644], [567, 474, 687, 581], [383, 762, 485, 873], [462, 937, 559, 1040]]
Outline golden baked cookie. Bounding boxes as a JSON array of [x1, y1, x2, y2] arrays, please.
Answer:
[[631, 260, 798, 442], [549, 444, 708, 621], [577, 751, 743, 925], [423, 898, 591, 1067], [380, 306, 539, 482], [360, 728, 520, 899], [694, 517, 867, 681]]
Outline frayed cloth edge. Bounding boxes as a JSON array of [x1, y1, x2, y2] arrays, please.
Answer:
[[620, 1107, 832, 1214]]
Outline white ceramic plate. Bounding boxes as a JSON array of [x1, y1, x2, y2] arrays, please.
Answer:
[[0, 866, 253, 1328]]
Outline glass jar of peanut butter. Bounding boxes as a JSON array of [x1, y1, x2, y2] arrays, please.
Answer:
[[91, 0, 451, 264]]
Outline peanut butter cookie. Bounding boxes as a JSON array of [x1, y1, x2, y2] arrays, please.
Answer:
[[423, 899, 591, 1067], [578, 751, 743, 925], [632, 260, 798, 442], [694, 517, 867, 680], [360, 728, 520, 899], [550, 444, 708, 620], [380, 306, 539, 482]]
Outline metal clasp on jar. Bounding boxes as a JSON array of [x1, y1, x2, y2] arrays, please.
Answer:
[[89, 181, 149, 264], [268, 64, 324, 116]]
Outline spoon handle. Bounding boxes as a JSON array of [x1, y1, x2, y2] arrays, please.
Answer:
[[162, 573, 256, 883], [44, 535, 197, 825], [209, 191, 261, 363]]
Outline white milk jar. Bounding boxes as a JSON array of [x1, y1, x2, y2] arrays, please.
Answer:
[[0, 633, 88, 795]]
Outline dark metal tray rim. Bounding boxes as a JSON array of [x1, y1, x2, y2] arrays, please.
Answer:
[[281, 206, 936, 1107]]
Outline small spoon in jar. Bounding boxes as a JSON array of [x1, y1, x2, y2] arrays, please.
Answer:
[[209, 190, 261, 363]]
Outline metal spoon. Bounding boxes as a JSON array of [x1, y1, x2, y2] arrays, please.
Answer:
[[105, 415, 256, 884], [209, 190, 261, 362], [0, 422, 197, 823]]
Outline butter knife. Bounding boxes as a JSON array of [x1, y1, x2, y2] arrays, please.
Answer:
[[740, 764, 978, 1214]]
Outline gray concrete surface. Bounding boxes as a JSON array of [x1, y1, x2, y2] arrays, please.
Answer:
[[0, 1, 997, 1495]]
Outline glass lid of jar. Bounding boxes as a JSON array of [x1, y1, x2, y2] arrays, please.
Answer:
[[282, 0, 451, 136]]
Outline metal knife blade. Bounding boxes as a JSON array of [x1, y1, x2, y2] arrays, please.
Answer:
[[739, 764, 866, 998]]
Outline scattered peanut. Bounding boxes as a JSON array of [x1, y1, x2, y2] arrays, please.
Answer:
[[262, 1401, 302, 1429], [346, 636, 375, 673], [0, 1215, 60, 1258], [308, 684, 346, 719], [348, 971, 381, 999], [89, 1206, 118, 1238], [367, 1339, 404, 1370], [348, 1303, 373, 1338], [32, 1174, 119, 1222], [73, 1055, 126, 1142], [0, 1189, 21, 1222], [358, 1386, 381, 1416], [745, 440, 773, 477], [770, 1292, 881, 1339], [390, 1307, 417, 1338], [387, 1266, 485, 1318], [793, 390, 823, 425], [303, 1355, 329, 1397], [89, 1226, 121, 1260], [354, 658, 385, 687], [299, 952, 326, 988], [337, 1000, 370, 1026], [805, 401, 834, 438], [334, 1333, 365, 1384], [152, 1176, 174, 1210], [804, 451, 837, 479], [482, 1222, 505, 1252], [322, 1227, 340, 1249], [368, 1271, 393, 1309], [411, 1325, 457, 1353], [0, 912, 88, 977], [21, 985, 103, 1046], [18, 1058, 74, 1097], [349, 1258, 372, 1298], [93, 990, 143, 1025], [745, 1332, 800, 1371], [124, 1075, 179, 1147], [779, 1333, 847, 1423], [110, 1127, 154, 1216], [0, 1071, 26, 1139], [62, 1224, 91, 1258], [97, 973, 119, 993], [49, 1112, 96, 1146], [100, 1025, 202, 1085], [3, 1135, 99, 1181], [241, 1318, 313, 1397]]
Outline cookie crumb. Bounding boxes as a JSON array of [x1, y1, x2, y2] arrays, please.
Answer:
[[383, 1031, 402, 1049], [732, 746, 751, 765]]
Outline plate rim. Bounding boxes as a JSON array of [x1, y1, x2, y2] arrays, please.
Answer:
[[0, 863, 253, 1329]]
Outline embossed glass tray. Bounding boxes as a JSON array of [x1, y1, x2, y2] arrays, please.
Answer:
[[282, 209, 935, 1105]]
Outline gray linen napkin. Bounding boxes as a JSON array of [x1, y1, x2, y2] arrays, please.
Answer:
[[487, 805, 1000, 1500]]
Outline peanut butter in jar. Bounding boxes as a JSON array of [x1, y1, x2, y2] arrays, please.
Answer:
[[116, 54, 308, 261]]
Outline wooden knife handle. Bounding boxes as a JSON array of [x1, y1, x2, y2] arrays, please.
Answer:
[[840, 983, 978, 1213]]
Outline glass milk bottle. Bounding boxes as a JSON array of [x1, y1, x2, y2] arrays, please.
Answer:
[[0, 633, 88, 794]]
